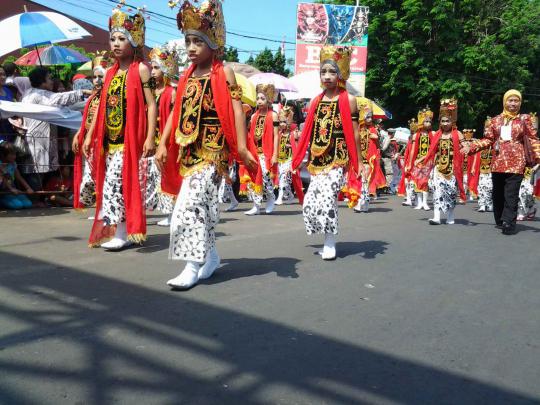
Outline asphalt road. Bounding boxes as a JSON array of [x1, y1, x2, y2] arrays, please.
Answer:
[[1, 196, 539, 405]]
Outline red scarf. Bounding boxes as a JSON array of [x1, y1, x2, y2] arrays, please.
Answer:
[[88, 61, 147, 246], [287, 128, 304, 204], [412, 129, 464, 192], [397, 141, 413, 196], [292, 89, 358, 175], [165, 60, 258, 191], [157, 85, 182, 197], [366, 126, 387, 195], [73, 92, 97, 209], [247, 109, 276, 187]]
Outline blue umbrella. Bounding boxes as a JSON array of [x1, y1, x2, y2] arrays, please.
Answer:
[[0, 10, 91, 58], [15, 45, 90, 66]]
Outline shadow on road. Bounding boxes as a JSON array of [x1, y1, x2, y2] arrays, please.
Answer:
[[0, 252, 537, 404], [308, 240, 389, 260]]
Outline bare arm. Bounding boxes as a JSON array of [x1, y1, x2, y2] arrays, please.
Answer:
[[14, 167, 33, 192], [349, 94, 365, 177], [271, 111, 279, 165], [155, 113, 174, 172], [140, 63, 158, 158]]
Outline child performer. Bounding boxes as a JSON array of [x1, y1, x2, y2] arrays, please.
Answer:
[[244, 83, 279, 215], [276, 106, 304, 205], [415, 99, 465, 225], [410, 107, 435, 211], [468, 118, 493, 212], [292, 45, 365, 260], [83, 9, 157, 250], [156, 0, 258, 289], [144, 46, 179, 227], [73, 52, 109, 209]]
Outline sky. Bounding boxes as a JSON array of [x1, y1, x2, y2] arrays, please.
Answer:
[[32, 0, 304, 64]]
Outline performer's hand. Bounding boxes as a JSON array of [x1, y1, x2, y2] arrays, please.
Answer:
[[460, 143, 471, 155], [143, 138, 156, 158], [72, 137, 79, 154], [415, 157, 424, 167], [239, 148, 258, 173], [82, 137, 91, 159], [271, 154, 278, 166], [154, 144, 167, 172]]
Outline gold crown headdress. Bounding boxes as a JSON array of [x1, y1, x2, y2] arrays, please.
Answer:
[[92, 51, 112, 73], [417, 106, 434, 126], [439, 98, 458, 125], [109, 8, 146, 48], [357, 98, 373, 124], [408, 118, 418, 133], [170, 0, 226, 51], [256, 84, 276, 103], [278, 106, 294, 124], [320, 45, 352, 88], [462, 129, 476, 140], [149, 46, 179, 79]]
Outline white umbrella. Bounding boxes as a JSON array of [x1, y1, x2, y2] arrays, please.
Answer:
[[0, 11, 91, 57], [390, 127, 411, 144], [282, 70, 361, 100], [249, 72, 298, 92]]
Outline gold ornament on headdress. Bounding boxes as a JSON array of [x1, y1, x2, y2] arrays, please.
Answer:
[[278, 106, 294, 124], [357, 98, 372, 124], [109, 8, 146, 48], [462, 129, 476, 140], [256, 84, 276, 103], [149, 46, 179, 79], [439, 98, 458, 125], [417, 106, 434, 126], [92, 51, 112, 72], [171, 0, 226, 51], [408, 118, 418, 133], [320, 45, 352, 88]]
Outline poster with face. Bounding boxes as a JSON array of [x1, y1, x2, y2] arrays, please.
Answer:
[[296, 3, 328, 44]]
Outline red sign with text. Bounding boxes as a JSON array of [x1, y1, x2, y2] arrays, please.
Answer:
[[295, 43, 367, 75]]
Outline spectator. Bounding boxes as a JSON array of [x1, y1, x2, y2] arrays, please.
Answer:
[[44, 165, 73, 207], [20, 67, 90, 191], [0, 65, 17, 143], [0, 141, 33, 209], [3, 62, 31, 101]]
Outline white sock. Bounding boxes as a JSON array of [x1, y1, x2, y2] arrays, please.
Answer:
[[199, 247, 220, 279], [431, 207, 441, 222], [115, 221, 127, 240], [322, 233, 336, 260], [167, 261, 200, 289], [447, 208, 455, 224], [415, 193, 423, 209]]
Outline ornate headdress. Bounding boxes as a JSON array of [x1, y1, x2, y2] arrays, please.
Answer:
[[417, 106, 434, 126], [462, 129, 476, 140], [92, 51, 111, 74], [171, 0, 226, 51], [408, 118, 418, 133], [357, 98, 373, 124], [256, 84, 276, 103], [278, 106, 294, 125], [439, 98, 458, 126], [109, 8, 146, 48], [320, 45, 352, 88], [149, 46, 179, 79]]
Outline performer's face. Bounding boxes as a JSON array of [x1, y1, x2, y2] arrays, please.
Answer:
[[279, 119, 288, 130], [185, 34, 213, 65], [110, 32, 133, 59], [151, 62, 164, 83], [256, 93, 269, 108], [505, 95, 521, 114], [365, 113, 373, 125], [92, 69, 104, 89], [320, 63, 338, 90], [440, 116, 452, 132], [423, 118, 432, 130]]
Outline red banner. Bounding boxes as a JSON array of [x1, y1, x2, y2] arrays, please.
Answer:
[[295, 43, 367, 75]]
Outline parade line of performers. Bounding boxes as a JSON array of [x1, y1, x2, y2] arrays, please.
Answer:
[[72, 0, 540, 290]]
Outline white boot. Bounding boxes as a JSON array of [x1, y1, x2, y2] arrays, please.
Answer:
[[167, 261, 200, 289], [245, 205, 260, 216], [198, 247, 221, 280], [101, 222, 133, 250], [157, 214, 172, 227], [275, 188, 284, 205], [447, 208, 455, 225], [224, 192, 239, 212], [265, 193, 276, 214], [478, 205, 486, 212], [429, 208, 441, 225], [321, 233, 336, 260], [414, 192, 423, 210], [422, 192, 430, 211], [486, 204, 493, 212]]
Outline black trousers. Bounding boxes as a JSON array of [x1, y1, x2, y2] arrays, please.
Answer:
[[491, 172, 523, 226]]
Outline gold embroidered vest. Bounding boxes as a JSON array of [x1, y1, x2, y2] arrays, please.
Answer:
[[308, 100, 348, 174], [417, 132, 430, 158], [278, 131, 293, 163], [437, 137, 454, 178], [85, 95, 101, 131], [105, 71, 127, 152], [359, 127, 370, 164], [480, 147, 492, 174], [254, 114, 266, 155], [176, 77, 228, 177]]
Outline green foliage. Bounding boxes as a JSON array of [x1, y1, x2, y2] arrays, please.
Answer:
[[249, 47, 291, 76], [318, 0, 540, 130], [223, 47, 239, 62]]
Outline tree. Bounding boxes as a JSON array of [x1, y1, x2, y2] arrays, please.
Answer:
[[249, 47, 291, 76], [318, 0, 540, 130], [223, 46, 239, 62]]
